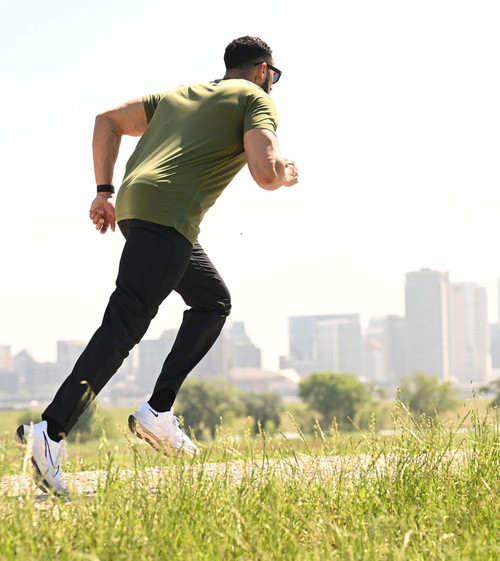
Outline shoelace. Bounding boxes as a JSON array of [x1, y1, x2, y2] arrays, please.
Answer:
[[168, 410, 197, 452], [52, 440, 69, 494], [54, 440, 68, 472], [169, 410, 190, 440], [170, 412, 184, 435]]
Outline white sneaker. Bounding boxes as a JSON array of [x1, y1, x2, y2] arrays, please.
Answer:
[[128, 402, 199, 456], [15, 421, 69, 496]]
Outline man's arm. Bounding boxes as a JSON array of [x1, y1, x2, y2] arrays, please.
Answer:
[[90, 98, 149, 234], [243, 129, 298, 191]]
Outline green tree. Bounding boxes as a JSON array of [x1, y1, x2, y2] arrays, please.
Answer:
[[298, 372, 372, 431], [241, 392, 283, 434], [399, 371, 461, 416], [176, 379, 244, 439]]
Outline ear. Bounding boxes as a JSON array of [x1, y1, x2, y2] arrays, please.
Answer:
[[255, 62, 267, 80]]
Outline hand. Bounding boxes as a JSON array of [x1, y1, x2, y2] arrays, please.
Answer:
[[283, 159, 299, 187], [89, 194, 116, 234]]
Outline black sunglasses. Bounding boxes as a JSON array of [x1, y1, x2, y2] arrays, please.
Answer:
[[254, 61, 282, 84]]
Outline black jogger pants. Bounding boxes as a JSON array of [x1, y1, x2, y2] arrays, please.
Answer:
[[42, 219, 231, 433]]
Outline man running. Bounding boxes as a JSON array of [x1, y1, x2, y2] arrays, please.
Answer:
[[16, 36, 299, 495]]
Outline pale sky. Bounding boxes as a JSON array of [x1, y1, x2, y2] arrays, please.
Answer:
[[1, 0, 499, 371]]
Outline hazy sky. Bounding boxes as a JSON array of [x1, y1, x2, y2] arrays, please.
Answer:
[[1, 0, 499, 371]]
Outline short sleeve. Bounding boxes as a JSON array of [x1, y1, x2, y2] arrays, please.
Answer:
[[243, 93, 278, 134], [142, 93, 166, 124]]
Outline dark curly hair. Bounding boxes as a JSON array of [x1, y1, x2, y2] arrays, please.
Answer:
[[224, 36, 273, 70]]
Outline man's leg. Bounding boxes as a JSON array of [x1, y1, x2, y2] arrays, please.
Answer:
[[42, 219, 193, 436], [147, 243, 231, 411]]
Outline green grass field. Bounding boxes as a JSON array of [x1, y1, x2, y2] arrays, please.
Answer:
[[0, 404, 499, 560]]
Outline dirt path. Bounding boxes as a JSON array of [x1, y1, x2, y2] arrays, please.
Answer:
[[0, 454, 377, 498], [0, 450, 465, 500]]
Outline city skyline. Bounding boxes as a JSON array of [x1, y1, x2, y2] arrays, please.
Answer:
[[3, 267, 500, 371], [2, 267, 499, 388]]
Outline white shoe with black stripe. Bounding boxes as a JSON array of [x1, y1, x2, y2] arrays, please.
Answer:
[[128, 402, 199, 456], [16, 420, 69, 496]]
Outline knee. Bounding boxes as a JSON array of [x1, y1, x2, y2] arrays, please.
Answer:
[[203, 285, 231, 317], [182, 281, 231, 317], [220, 300, 231, 317], [217, 288, 231, 317]]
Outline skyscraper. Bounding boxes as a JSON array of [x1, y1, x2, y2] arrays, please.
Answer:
[[138, 330, 177, 387], [0, 345, 16, 394], [285, 314, 363, 377], [364, 315, 406, 384], [57, 340, 87, 367], [490, 278, 500, 371], [405, 269, 450, 380], [449, 282, 489, 383], [497, 278, 500, 328], [226, 322, 261, 369], [0, 346, 13, 371]]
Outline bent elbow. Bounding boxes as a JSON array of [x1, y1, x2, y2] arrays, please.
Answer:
[[256, 177, 280, 191], [249, 166, 282, 191], [94, 112, 122, 136], [95, 111, 109, 124]]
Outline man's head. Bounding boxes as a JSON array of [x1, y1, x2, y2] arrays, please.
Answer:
[[223, 36, 281, 94]]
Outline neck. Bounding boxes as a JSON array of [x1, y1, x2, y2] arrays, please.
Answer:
[[223, 70, 254, 82]]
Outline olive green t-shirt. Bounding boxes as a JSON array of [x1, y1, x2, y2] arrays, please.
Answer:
[[115, 79, 278, 244]]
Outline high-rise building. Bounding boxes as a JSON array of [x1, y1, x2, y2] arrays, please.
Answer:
[[138, 330, 177, 387], [191, 332, 228, 381], [284, 314, 363, 377], [0, 346, 16, 394], [13, 350, 63, 395], [283, 316, 319, 374], [364, 315, 406, 385], [449, 282, 489, 383], [57, 340, 87, 367], [490, 323, 500, 371], [226, 322, 261, 369], [492, 278, 500, 372], [0, 345, 14, 371], [0, 346, 13, 371], [497, 278, 500, 326], [315, 316, 362, 375], [385, 315, 407, 382], [405, 269, 451, 380], [137, 329, 227, 387]]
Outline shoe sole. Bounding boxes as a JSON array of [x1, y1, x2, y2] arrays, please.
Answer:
[[15, 425, 67, 496], [128, 416, 199, 456], [128, 415, 171, 456]]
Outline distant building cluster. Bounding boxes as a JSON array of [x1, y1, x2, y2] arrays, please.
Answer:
[[281, 268, 493, 390], [0, 322, 298, 408], [1, 268, 499, 408]]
